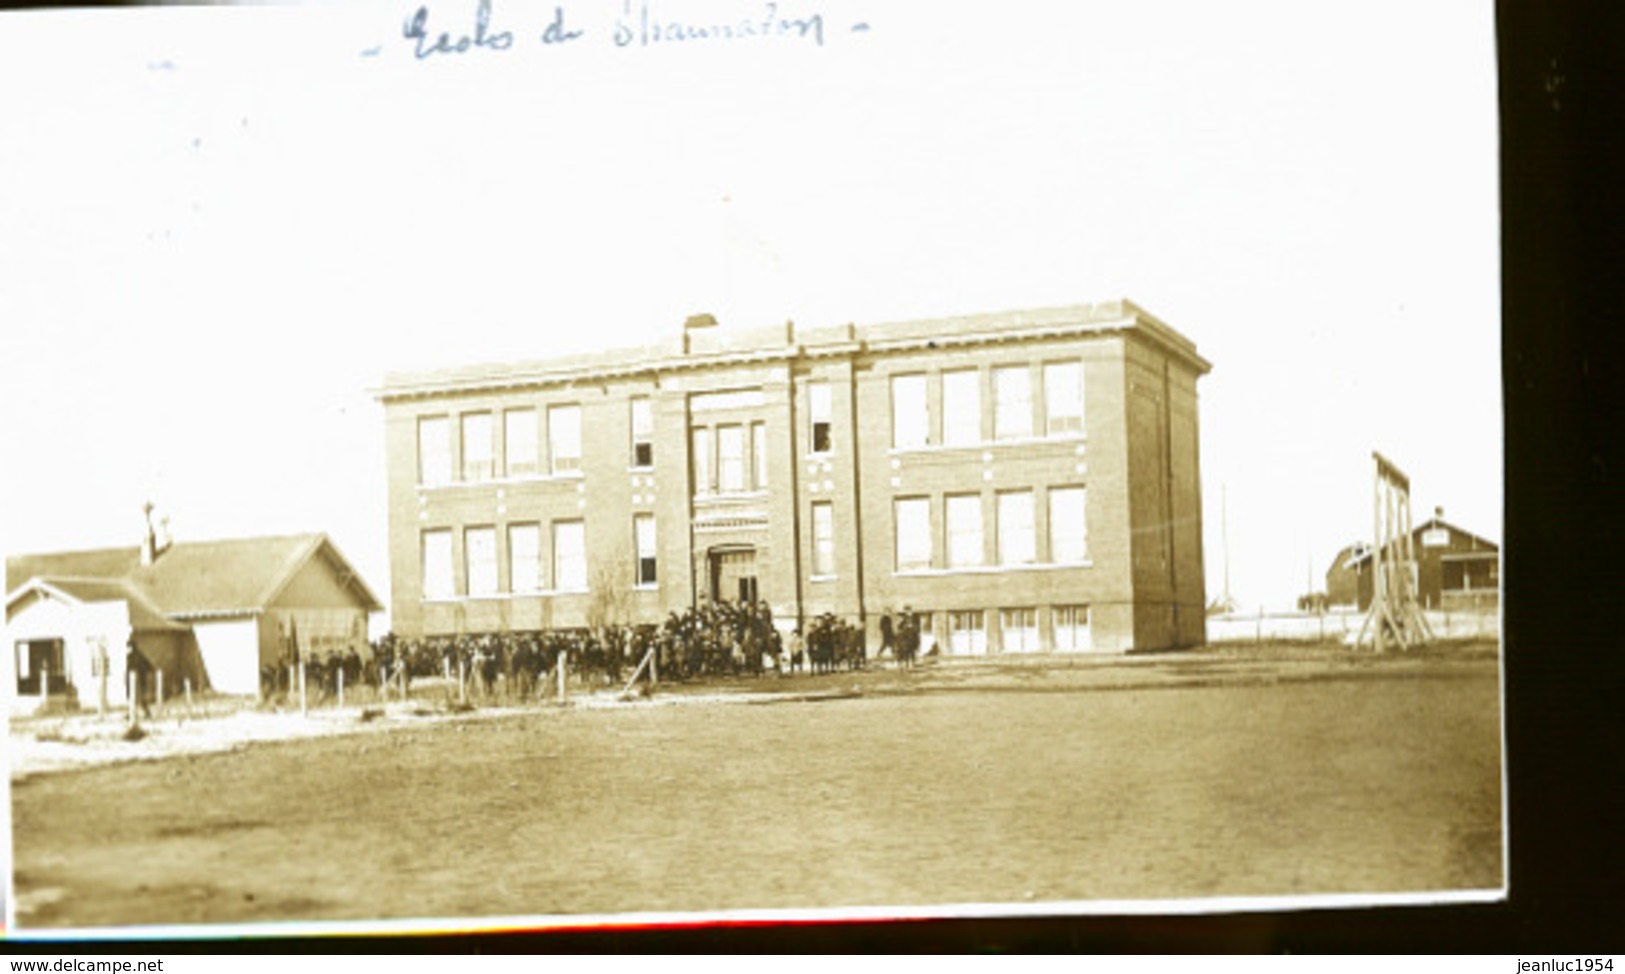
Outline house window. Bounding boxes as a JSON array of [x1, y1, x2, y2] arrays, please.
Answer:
[[1053, 605, 1093, 651], [718, 424, 746, 492], [994, 365, 1033, 440], [891, 373, 928, 450], [811, 501, 835, 577], [634, 514, 657, 586], [997, 490, 1037, 566], [894, 497, 932, 571], [942, 369, 981, 446], [1049, 486, 1089, 563], [508, 523, 541, 592], [461, 412, 494, 482], [549, 404, 581, 475], [947, 610, 986, 655], [505, 408, 538, 478], [421, 529, 454, 600], [631, 397, 654, 468], [946, 493, 984, 569], [553, 520, 587, 592], [1000, 608, 1038, 652], [692, 426, 712, 495], [465, 526, 497, 597], [809, 380, 832, 454], [418, 416, 451, 487], [1044, 361, 1084, 435], [752, 422, 767, 488]]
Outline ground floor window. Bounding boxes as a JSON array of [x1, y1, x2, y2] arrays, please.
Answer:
[[1000, 608, 1039, 652], [15, 638, 66, 694], [947, 610, 986, 656], [1053, 605, 1093, 651]]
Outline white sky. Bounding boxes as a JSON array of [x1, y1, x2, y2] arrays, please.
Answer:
[[0, 0, 1500, 621]]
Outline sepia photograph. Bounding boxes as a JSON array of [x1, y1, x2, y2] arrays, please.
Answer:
[[0, 0, 1502, 939]]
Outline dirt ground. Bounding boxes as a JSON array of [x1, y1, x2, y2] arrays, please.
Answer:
[[9, 641, 1503, 933]]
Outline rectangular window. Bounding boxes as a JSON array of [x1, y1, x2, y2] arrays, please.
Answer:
[[948, 610, 986, 656], [752, 422, 767, 488], [465, 526, 497, 597], [809, 380, 832, 454], [942, 369, 981, 446], [997, 490, 1037, 566], [1053, 605, 1093, 651], [418, 416, 451, 487], [634, 514, 657, 586], [891, 373, 928, 449], [461, 412, 494, 482], [994, 365, 1033, 440], [718, 424, 746, 492], [1000, 608, 1038, 652], [548, 404, 581, 474], [894, 497, 932, 571], [692, 426, 712, 495], [508, 523, 541, 593], [631, 397, 654, 468], [504, 409, 538, 478], [553, 520, 587, 592], [421, 529, 454, 600], [946, 493, 984, 569], [811, 501, 835, 576], [1049, 486, 1089, 563], [1044, 361, 1084, 435]]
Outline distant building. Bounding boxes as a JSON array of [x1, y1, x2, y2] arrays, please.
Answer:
[[1326, 512, 1498, 612], [5, 532, 381, 715], [375, 299, 1211, 655]]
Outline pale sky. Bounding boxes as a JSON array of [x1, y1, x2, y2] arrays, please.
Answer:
[[0, 0, 1500, 622]]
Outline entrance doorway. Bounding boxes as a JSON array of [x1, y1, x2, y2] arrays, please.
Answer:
[[710, 548, 758, 604], [15, 638, 68, 695]]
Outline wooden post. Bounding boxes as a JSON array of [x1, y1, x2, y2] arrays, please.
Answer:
[[128, 671, 138, 726], [39, 663, 49, 708], [338, 666, 345, 709], [558, 650, 568, 704], [155, 670, 163, 714], [458, 655, 466, 704], [299, 662, 308, 716]]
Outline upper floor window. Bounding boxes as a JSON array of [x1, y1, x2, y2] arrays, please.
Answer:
[[809, 381, 832, 454], [465, 526, 497, 596], [1044, 361, 1084, 435], [421, 529, 454, 599], [996, 490, 1037, 566], [504, 408, 538, 478], [994, 365, 1033, 440], [718, 424, 746, 492], [692, 426, 712, 495], [891, 373, 928, 450], [942, 369, 981, 446], [811, 501, 835, 576], [461, 412, 494, 482], [894, 497, 932, 572], [752, 422, 768, 489], [1049, 486, 1089, 563], [553, 520, 587, 592], [418, 416, 451, 487], [549, 404, 581, 475], [631, 397, 654, 468], [946, 493, 984, 569], [508, 523, 542, 592], [634, 514, 658, 586]]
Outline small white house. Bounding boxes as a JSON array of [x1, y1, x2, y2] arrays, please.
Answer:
[[6, 531, 381, 717]]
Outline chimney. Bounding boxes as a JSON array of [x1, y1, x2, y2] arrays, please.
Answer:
[[682, 312, 718, 354], [141, 502, 156, 566]]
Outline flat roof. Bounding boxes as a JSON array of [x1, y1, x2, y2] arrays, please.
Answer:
[[376, 299, 1210, 402]]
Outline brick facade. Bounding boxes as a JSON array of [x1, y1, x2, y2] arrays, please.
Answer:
[[376, 300, 1211, 654]]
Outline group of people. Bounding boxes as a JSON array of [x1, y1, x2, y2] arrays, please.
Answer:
[[259, 602, 930, 704]]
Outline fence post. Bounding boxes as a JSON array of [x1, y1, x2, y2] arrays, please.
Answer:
[[338, 666, 345, 710], [156, 670, 164, 715], [40, 663, 49, 708], [558, 650, 568, 704], [458, 655, 466, 705]]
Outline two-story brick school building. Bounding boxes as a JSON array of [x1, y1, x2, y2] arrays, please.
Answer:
[[375, 299, 1210, 654]]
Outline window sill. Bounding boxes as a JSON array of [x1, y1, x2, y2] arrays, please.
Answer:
[[886, 433, 1085, 458], [809, 574, 837, 583], [894, 561, 1092, 578]]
